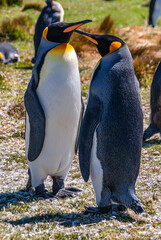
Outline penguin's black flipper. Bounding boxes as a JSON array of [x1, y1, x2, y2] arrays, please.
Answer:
[[24, 77, 46, 161], [79, 95, 102, 182], [74, 97, 85, 154]]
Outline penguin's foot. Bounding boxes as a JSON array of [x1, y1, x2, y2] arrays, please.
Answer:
[[143, 125, 158, 141], [35, 184, 55, 199], [130, 202, 144, 214], [52, 176, 65, 195], [56, 187, 82, 198], [84, 205, 111, 214], [112, 204, 127, 212]]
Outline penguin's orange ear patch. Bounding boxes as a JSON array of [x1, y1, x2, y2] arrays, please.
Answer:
[[0, 52, 3, 60], [109, 41, 122, 54], [43, 27, 48, 40]]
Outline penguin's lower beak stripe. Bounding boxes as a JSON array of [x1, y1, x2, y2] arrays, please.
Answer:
[[81, 35, 98, 45], [0, 52, 2, 60], [64, 24, 83, 33]]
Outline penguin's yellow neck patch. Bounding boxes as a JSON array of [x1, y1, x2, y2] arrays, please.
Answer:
[[109, 41, 122, 54], [0, 52, 3, 60], [49, 43, 74, 56]]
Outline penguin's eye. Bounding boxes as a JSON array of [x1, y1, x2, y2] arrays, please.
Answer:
[[109, 41, 122, 54]]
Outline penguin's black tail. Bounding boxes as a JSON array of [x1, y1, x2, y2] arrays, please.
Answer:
[[143, 124, 159, 141]]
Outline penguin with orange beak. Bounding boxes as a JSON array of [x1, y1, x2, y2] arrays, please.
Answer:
[[25, 20, 92, 198], [76, 30, 144, 214]]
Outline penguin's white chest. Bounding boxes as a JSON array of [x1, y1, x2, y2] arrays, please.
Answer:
[[28, 44, 81, 178]]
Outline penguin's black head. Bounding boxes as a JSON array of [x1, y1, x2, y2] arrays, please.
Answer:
[[43, 20, 92, 44], [75, 29, 125, 57]]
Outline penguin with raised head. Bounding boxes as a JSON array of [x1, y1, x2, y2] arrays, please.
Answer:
[[75, 29, 144, 214], [143, 62, 161, 141], [0, 43, 19, 64], [32, 0, 64, 63], [25, 20, 92, 198], [148, 0, 161, 27]]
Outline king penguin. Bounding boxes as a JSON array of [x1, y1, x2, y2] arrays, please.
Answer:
[[24, 20, 92, 198], [32, 0, 64, 63], [143, 62, 161, 141], [0, 43, 19, 64], [148, 0, 161, 27], [75, 29, 144, 214]]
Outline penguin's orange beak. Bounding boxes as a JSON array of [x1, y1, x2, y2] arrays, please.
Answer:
[[64, 24, 84, 33], [74, 29, 98, 45], [63, 20, 92, 33]]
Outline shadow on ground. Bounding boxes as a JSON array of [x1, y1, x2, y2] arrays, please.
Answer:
[[4, 210, 136, 227], [0, 189, 55, 210], [143, 139, 161, 147], [15, 66, 33, 70]]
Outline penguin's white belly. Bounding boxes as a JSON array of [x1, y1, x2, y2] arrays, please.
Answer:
[[27, 46, 81, 179], [90, 130, 103, 205]]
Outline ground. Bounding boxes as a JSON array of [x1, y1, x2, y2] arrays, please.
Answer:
[[0, 0, 161, 239]]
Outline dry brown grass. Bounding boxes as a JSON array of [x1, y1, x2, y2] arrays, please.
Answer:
[[22, 2, 42, 11], [119, 26, 161, 87], [7, 101, 25, 120], [99, 14, 114, 34], [130, 44, 159, 86]]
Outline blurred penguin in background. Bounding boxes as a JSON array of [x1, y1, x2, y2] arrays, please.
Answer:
[[143, 62, 161, 141], [32, 0, 64, 63], [0, 43, 19, 64], [148, 0, 161, 27]]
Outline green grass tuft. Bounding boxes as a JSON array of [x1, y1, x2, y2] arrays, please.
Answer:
[[0, 16, 32, 41], [0, 0, 22, 6]]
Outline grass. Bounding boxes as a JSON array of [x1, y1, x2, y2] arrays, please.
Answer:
[[0, 0, 161, 239], [0, 15, 32, 41], [22, 2, 42, 11]]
